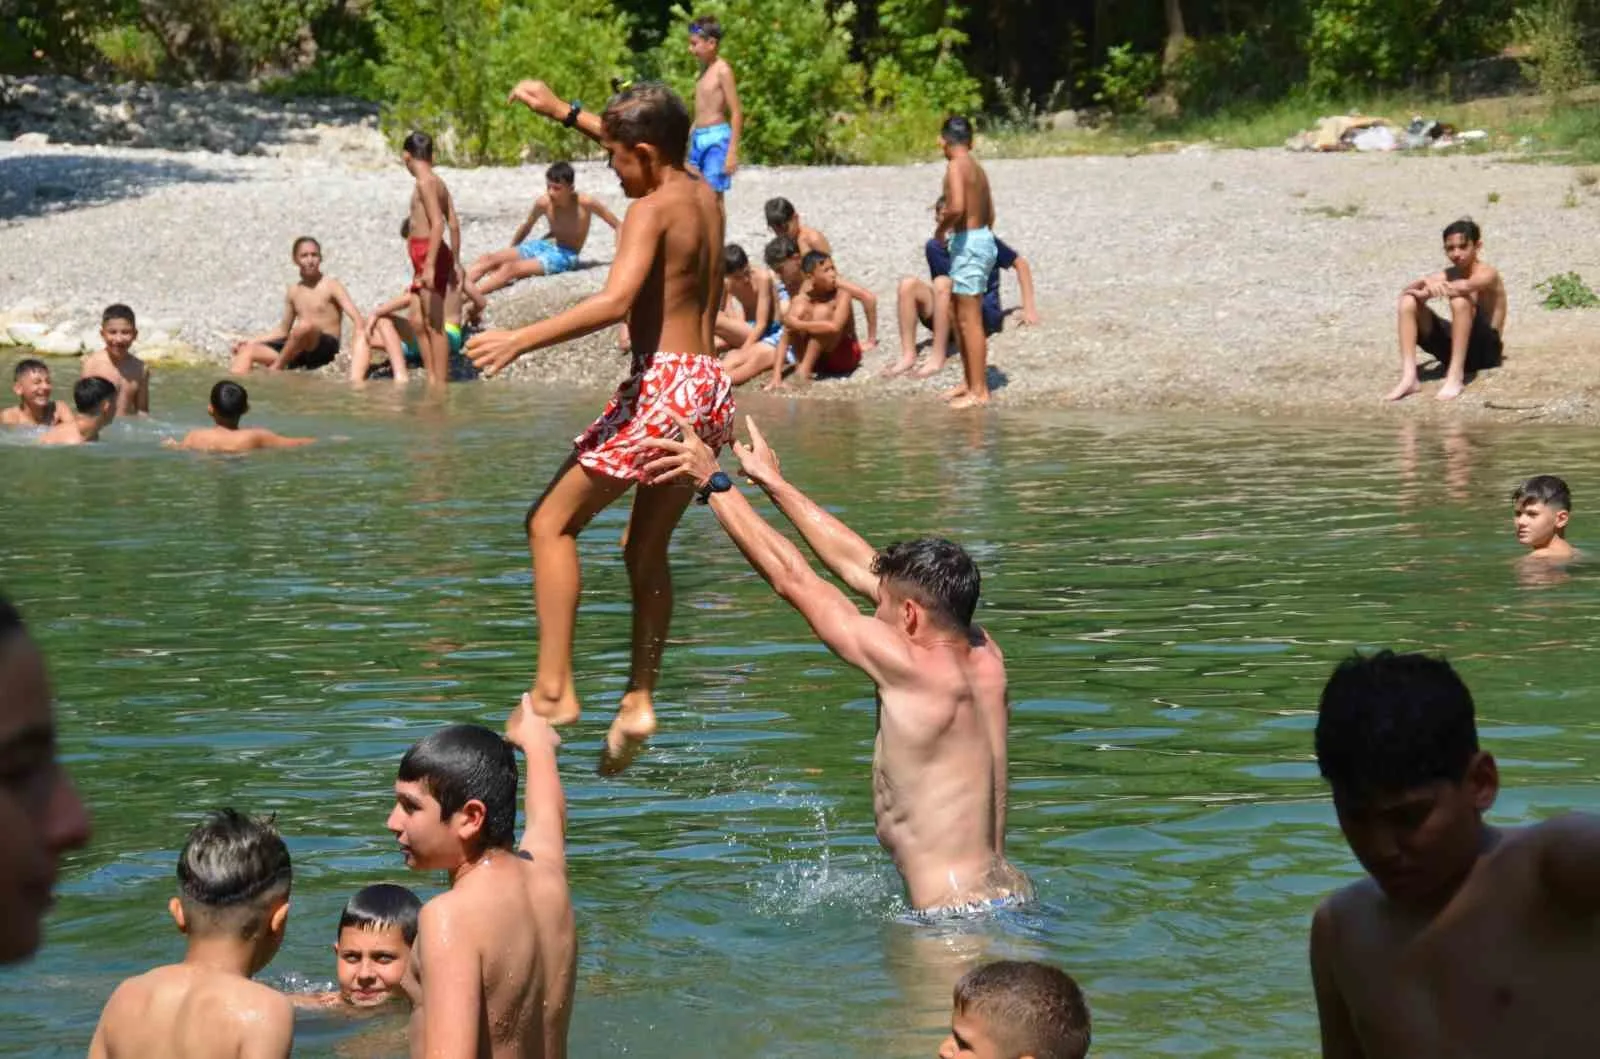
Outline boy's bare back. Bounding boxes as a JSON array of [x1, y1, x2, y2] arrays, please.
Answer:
[[80, 349, 148, 416], [620, 175, 723, 357], [88, 964, 293, 1059], [171, 427, 312, 454]]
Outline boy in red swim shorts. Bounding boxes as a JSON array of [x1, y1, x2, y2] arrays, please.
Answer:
[[402, 131, 461, 384], [771, 250, 862, 387], [468, 77, 735, 774]]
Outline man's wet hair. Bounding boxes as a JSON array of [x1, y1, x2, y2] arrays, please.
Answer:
[[954, 961, 1091, 1059], [941, 115, 974, 146], [764, 235, 800, 269], [1512, 474, 1570, 512], [73, 376, 117, 414], [1316, 651, 1479, 799], [397, 724, 517, 849], [723, 243, 749, 274], [210, 380, 249, 421], [402, 131, 434, 162], [688, 14, 723, 40], [800, 250, 830, 274], [177, 809, 293, 938], [13, 357, 48, 381], [546, 161, 575, 186], [338, 883, 422, 945], [1443, 217, 1481, 243], [601, 82, 690, 167], [102, 303, 136, 327], [871, 537, 980, 627], [291, 235, 320, 258], [764, 197, 797, 231]]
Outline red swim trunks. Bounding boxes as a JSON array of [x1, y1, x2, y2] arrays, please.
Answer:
[[574, 352, 736, 483], [816, 333, 862, 377], [407, 237, 455, 294]]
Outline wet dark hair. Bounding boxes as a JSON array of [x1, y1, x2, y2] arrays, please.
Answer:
[[73, 376, 117, 414], [210, 380, 249, 421], [101, 303, 136, 327], [403, 131, 434, 162], [763, 234, 800, 269], [338, 883, 422, 945], [723, 243, 749, 274], [800, 250, 830, 274], [1513, 474, 1570, 512], [546, 161, 575, 186], [397, 724, 517, 849], [291, 235, 320, 258], [871, 537, 980, 627], [764, 197, 796, 231], [13, 357, 48, 380], [1316, 651, 1479, 799], [954, 961, 1091, 1059], [601, 82, 690, 167], [941, 115, 974, 146], [177, 809, 293, 938], [399, 217, 411, 240], [1443, 217, 1481, 243], [688, 15, 723, 40], [0, 595, 21, 641]]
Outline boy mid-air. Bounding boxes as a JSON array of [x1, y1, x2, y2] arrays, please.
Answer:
[[403, 130, 464, 383], [79, 303, 149, 415], [467, 79, 735, 773], [1512, 474, 1575, 564], [765, 196, 880, 350], [687, 15, 742, 202], [2, 358, 72, 428], [936, 115, 999, 409], [1388, 218, 1506, 403], [231, 236, 366, 374], [466, 162, 621, 297], [88, 810, 295, 1059], [1310, 651, 1600, 1058], [166, 381, 316, 453], [388, 707, 573, 1058], [39, 376, 117, 446], [770, 250, 862, 386]]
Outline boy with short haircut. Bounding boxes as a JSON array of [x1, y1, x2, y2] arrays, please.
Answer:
[[403, 131, 463, 384], [231, 236, 366, 374], [1310, 650, 1600, 1059], [765, 196, 880, 350], [687, 16, 742, 202], [387, 703, 574, 1058], [1512, 474, 1575, 562], [717, 243, 785, 385], [1388, 218, 1506, 403], [167, 381, 316, 453], [771, 250, 862, 386], [290, 883, 422, 1009], [942, 960, 1092, 1059], [88, 810, 295, 1059], [468, 78, 735, 772], [354, 218, 484, 384], [39, 376, 117, 446], [936, 116, 998, 408], [467, 162, 621, 297], [2, 358, 72, 428], [79, 303, 149, 415]]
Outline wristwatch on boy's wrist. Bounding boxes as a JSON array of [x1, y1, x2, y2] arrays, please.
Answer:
[[562, 101, 582, 128], [695, 471, 733, 505]]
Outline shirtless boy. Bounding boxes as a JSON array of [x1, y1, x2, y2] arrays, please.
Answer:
[[935, 116, 998, 408], [717, 243, 785, 385], [941, 961, 1092, 1059], [39, 376, 116, 446], [404, 131, 463, 384], [1512, 474, 1575, 564], [770, 251, 862, 386], [289, 883, 421, 1009], [1388, 218, 1506, 403], [387, 706, 573, 1058], [80, 304, 148, 415], [167, 381, 316, 453], [687, 16, 742, 203], [468, 79, 735, 773], [1310, 651, 1600, 1059], [231, 237, 366, 374], [765, 196, 880, 350], [0, 596, 92, 965], [646, 417, 1028, 913], [467, 162, 621, 297], [354, 218, 484, 384], [1, 359, 72, 428], [88, 810, 294, 1059]]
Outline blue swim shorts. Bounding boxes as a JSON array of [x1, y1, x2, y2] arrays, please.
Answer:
[[516, 237, 580, 275], [690, 123, 733, 193], [948, 227, 999, 297]]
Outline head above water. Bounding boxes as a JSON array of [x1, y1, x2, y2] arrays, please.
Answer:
[[13, 358, 48, 383], [871, 538, 980, 630], [338, 882, 422, 944], [73, 376, 117, 416], [393, 723, 518, 859], [723, 243, 750, 275], [209, 380, 249, 422], [402, 131, 434, 164], [1513, 474, 1570, 513], [1512, 474, 1571, 549], [944, 960, 1092, 1059], [334, 883, 420, 1007], [173, 809, 292, 946]]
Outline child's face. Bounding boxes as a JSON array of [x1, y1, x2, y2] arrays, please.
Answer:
[[1443, 233, 1479, 268], [13, 370, 51, 411], [387, 779, 467, 871], [604, 138, 652, 200], [334, 923, 411, 1007], [807, 259, 838, 293], [938, 1006, 1008, 1059], [777, 255, 802, 285], [548, 181, 575, 205], [101, 319, 136, 356], [688, 33, 716, 63], [295, 242, 322, 275], [727, 265, 752, 288], [1514, 498, 1568, 549]]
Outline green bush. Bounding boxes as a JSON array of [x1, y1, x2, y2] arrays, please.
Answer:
[[1171, 32, 1297, 112], [90, 24, 165, 80], [865, 0, 981, 117], [1513, 0, 1593, 96], [1094, 44, 1161, 115], [1536, 271, 1600, 308], [1306, 0, 1435, 91]]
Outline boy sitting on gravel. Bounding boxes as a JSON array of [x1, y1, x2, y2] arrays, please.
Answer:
[[2, 358, 72, 428], [764, 196, 879, 351], [166, 381, 316, 453], [717, 243, 785, 385], [769, 250, 862, 387], [466, 162, 621, 298], [80, 303, 149, 415], [1387, 217, 1506, 403], [231, 237, 366, 375], [351, 219, 484, 384]]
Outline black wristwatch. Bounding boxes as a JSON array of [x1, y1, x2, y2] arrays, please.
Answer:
[[696, 470, 733, 505], [562, 101, 582, 128]]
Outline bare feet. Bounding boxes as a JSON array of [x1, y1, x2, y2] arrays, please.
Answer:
[[527, 676, 581, 726], [940, 381, 970, 401], [948, 392, 991, 409], [599, 692, 657, 776], [1435, 380, 1465, 401], [861, 338, 880, 354], [915, 357, 950, 379], [882, 355, 917, 377], [506, 692, 560, 750], [1384, 379, 1421, 402]]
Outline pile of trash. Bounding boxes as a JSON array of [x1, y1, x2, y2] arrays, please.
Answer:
[[1285, 115, 1489, 153]]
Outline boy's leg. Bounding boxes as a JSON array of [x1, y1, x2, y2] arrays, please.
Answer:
[[886, 276, 932, 376], [947, 294, 989, 407], [1387, 292, 1432, 402], [480, 257, 549, 296], [723, 344, 771, 385], [347, 328, 374, 383], [793, 335, 828, 384], [468, 248, 518, 284], [524, 455, 633, 724], [418, 290, 448, 383], [1436, 295, 1476, 402], [602, 482, 696, 774], [915, 277, 956, 379], [230, 342, 279, 374], [367, 318, 411, 384], [715, 314, 753, 349]]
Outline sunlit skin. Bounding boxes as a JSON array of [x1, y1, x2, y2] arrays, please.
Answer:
[[334, 923, 411, 1007], [386, 779, 477, 875], [1514, 498, 1572, 558], [1388, 230, 1505, 403], [2, 368, 70, 427], [938, 1008, 1011, 1059]]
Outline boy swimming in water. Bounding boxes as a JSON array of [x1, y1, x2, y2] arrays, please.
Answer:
[[717, 244, 785, 385], [231, 237, 366, 374], [167, 381, 316, 453], [687, 15, 742, 204], [1388, 218, 1506, 403], [1310, 651, 1600, 1058], [468, 78, 735, 773], [1512, 474, 1575, 563], [467, 162, 621, 297], [403, 131, 463, 384], [941, 961, 1092, 1059], [79, 303, 149, 415], [2, 359, 72, 428], [290, 883, 422, 1009], [39, 376, 116, 446], [765, 196, 880, 350], [88, 810, 295, 1059], [937, 116, 998, 408]]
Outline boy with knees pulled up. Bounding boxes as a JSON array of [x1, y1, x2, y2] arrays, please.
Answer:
[[1310, 650, 1600, 1059], [80, 303, 149, 415], [167, 381, 316, 453], [771, 250, 862, 386], [39, 376, 117, 446], [232, 237, 365, 375], [1512, 474, 1574, 563], [1388, 218, 1506, 403], [942, 960, 1092, 1059], [765, 196, 881, 350], [718, 243, 786, 385], [88, 810, 295, 1059], [687, 15, 742, 202], [467, 162, 621, 298], [2, 358, 72, 428]]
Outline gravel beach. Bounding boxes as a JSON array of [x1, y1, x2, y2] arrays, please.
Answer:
[[3, 97, 1599, 425]]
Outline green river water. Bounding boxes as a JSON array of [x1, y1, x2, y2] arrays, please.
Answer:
[[3, 361, 1599, 1057]]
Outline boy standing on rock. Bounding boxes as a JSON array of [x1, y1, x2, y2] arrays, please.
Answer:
[[230, 237, 366, 374], [80, 303, 149, 415], [403, 131, 462, 384], [687, 16, 742, 205]]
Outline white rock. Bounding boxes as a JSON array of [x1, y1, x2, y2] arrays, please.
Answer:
[[5, 322, 48, 347], [13, 131, 49, 145], [34, 327, 87, 356]]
